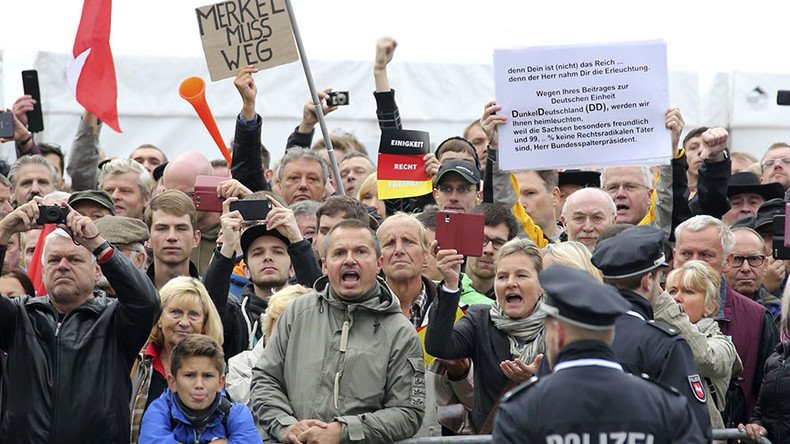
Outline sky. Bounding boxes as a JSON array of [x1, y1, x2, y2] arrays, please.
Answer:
[[3, 0, 790, 93]]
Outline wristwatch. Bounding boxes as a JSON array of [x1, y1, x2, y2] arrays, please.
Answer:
[[92, 240, 112, 258]]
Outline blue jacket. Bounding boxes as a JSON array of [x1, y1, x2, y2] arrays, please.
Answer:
[[139, 388, 261, 444]]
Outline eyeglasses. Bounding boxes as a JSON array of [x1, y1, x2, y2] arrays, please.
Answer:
[[436, 184, 475, 195], [603, 182, 645, 194], [762, 157, 790, 169], [731, 254, 766, 268], [483, 236, 507, 250]]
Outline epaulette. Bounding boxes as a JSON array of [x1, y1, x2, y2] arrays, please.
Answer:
[[501, 376, 539, 403], [635, 372, 680, 396], [646, 319, 679, 336]]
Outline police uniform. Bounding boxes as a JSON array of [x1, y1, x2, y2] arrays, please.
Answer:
[[591, 226, 713, 441], [493, 265, 708, 444]]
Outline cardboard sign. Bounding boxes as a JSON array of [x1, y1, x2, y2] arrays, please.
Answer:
[[377, 129, 433, 199], [195, 0, 298, 81], [493, 40, 670, 170]]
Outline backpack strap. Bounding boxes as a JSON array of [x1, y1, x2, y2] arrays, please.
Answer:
[[218, 396, 233, 430]]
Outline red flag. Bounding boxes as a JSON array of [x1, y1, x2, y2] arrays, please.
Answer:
[[27, 224, 56, 297], [66, 0, 122, 132]]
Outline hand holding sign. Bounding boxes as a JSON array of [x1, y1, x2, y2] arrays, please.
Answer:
[[480, 100, 507, 149], [664, 106, 685, 157], [234, 66, 259, 120]]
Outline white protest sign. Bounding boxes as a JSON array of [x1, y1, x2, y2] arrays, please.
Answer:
[[195, 0, 299, 81], [493, 40, 670, 171]]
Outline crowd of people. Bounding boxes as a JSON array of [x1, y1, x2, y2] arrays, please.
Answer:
[[1, 36, 790, 443]]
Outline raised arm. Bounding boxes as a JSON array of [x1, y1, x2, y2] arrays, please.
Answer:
[[67, 110, 102, 191], [230, 66, 269, 193], [689, 127, 731, 218], [284, 88, 338, 150]]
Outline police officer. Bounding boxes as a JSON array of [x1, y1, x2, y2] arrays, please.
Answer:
[[591, 225, 713, 441], [493, 265, 708, 443]]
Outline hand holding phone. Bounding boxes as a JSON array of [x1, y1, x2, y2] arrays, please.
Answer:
[[22, 70, 44, 132]]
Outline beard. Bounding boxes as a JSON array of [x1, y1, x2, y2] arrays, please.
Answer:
[[250, 272, 289, 291]]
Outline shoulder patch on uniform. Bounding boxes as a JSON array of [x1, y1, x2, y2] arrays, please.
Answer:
[[646, 319, 679, 336], [501, 376, 539, 403], [635, 373, 680, 395], [687, 374, 707, 403]]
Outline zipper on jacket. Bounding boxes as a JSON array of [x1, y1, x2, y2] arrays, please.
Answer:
[[333, 319, 350, 410], [48, 311, 63, 443]]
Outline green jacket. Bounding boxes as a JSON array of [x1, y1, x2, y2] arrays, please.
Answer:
[[460, 273, 493, 307], [250, 275, 426, 443]]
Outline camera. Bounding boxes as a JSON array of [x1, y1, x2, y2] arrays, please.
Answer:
[[326, 91, 350, 107], [36, 205, 69, 225]]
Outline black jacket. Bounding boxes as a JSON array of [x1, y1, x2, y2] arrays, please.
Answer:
[[202, 241, 322, 358], [230, 114, 270, 193], [611, 289, 713, 442], [0, 249, 160, 443], [751, 341, 790, 443], [493, 340, 708, 443]]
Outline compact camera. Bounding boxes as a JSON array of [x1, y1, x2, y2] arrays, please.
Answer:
[[37, 205, 69, 225], [326, 91, 350, 106]]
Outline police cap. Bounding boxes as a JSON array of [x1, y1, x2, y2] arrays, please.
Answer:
[[591, 225, 667, 279], [539, 264, 630, 329]]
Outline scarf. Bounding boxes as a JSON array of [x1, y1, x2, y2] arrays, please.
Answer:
[[489, 298, 546, 362], [174, 391, 222, 432]]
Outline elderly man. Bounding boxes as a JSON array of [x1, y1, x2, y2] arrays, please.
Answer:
[[601, 166, 653, 225], [561, 187, 616, 250], [0, 198, 159, 443], [673, 215, 778, 424], [250, 219, 425, 443], [95, 215, 150, 271], [277, 147, 329, 205], [377, 213, 435, 325], [726, 227, 781, 320], [68, 190, 116, 220], [8, 155, 56, 206], [0, 174, 15, 213], [99, 158, 154, 220], [591, 225, 712, 441], [721, 172, 783, 226], [145, 190, 201, 289]]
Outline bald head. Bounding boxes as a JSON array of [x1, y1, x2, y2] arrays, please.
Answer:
[[561, 187, 616, 251], [162, 151, 212, 195]]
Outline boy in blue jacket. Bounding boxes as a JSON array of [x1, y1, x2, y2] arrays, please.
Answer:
[[139, 334, 261, 443]]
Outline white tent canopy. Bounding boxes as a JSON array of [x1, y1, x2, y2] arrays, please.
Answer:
[[2, 0, 790, 180]]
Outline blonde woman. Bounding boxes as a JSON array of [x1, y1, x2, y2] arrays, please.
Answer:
[[129, 277, 224, 443], [655, 260, 742, 438], [356, 172, 385, 220], [426, 238, 545, 433], [542, 241, 603, 282], [225, 284, 310, 404]]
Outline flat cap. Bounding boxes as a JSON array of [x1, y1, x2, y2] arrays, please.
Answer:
[[68, 190, 116, 215], [436, 159, 481, 185], [539, 265, 630, 330], [591, 225, 667, 279], [94, 215, 149, 245], [753, 198, 785, 231]]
